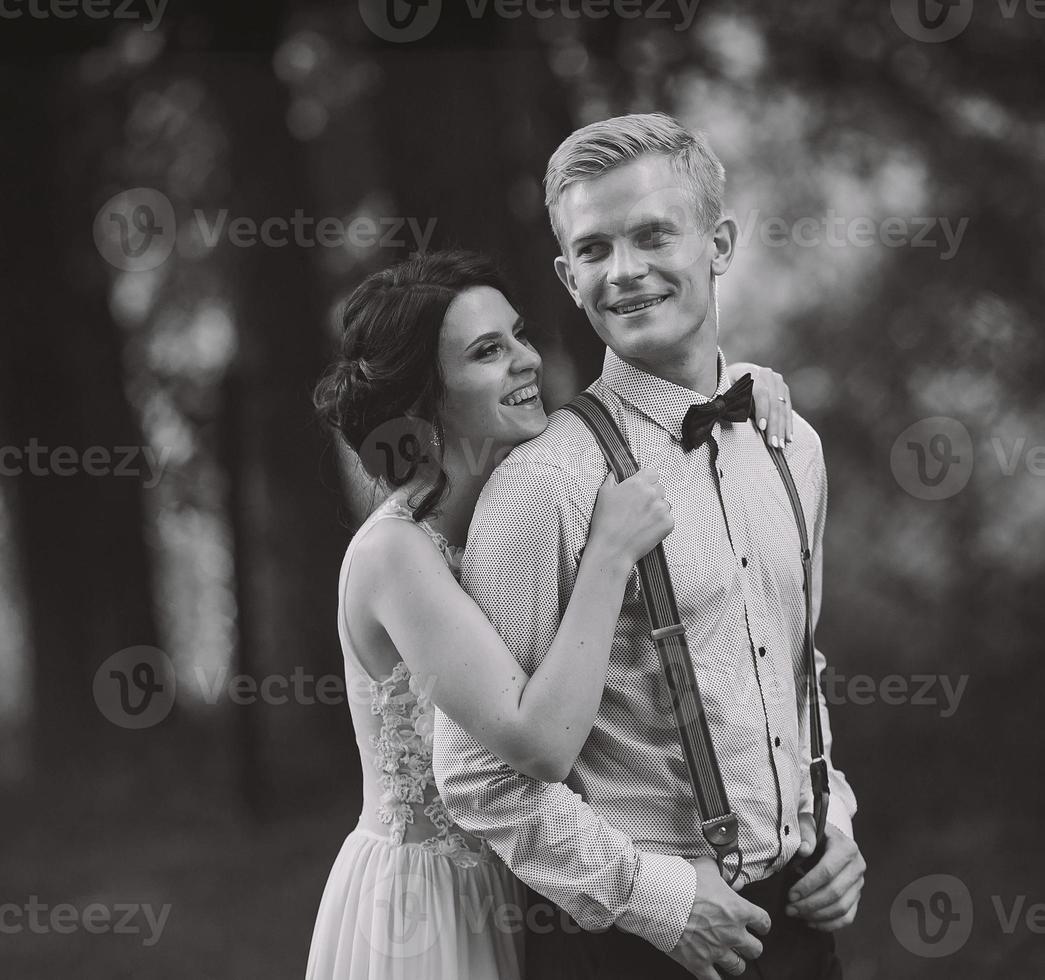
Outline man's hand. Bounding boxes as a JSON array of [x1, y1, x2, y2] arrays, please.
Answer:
[[667, 857, 771, 978], [786, 818, 865, 932]]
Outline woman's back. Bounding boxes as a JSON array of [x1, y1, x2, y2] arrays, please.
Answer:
[[337, 496, 488, 859], [306, 495, 524, 980]]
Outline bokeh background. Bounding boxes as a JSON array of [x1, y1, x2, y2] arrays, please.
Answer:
[[2, 0, 1044, 976]]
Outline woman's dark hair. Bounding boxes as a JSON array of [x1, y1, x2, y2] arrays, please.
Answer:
[[314, 249, 516, 522]]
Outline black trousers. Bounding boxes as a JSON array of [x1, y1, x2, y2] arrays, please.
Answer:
[[524, 859, 842, 980]]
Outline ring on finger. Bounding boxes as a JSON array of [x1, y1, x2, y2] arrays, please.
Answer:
[[721, 951, 745, 974]]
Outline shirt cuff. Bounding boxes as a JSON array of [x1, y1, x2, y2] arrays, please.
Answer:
[[614, 851, 697, 954], [826, 793, 855, 841]]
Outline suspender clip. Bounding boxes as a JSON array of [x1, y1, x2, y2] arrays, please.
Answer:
[[702, 814, 744, 885]]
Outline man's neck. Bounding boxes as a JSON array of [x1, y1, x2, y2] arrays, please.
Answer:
[[618, 333, 720, 397]]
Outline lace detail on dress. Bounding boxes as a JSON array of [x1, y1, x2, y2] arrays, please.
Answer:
[[367, 661, 489, 867], [364, 499, 485, 867]]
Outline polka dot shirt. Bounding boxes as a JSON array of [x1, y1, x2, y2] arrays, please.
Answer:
[[433, 348, 857, 954]]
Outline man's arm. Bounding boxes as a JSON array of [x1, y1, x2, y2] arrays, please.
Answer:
[[790, 435, 865, 931], [432, 455, 697, 953], [798, 445, 858, 837]]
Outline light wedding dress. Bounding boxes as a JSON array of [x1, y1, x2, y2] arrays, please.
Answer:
[[306, 496, 526, 980]]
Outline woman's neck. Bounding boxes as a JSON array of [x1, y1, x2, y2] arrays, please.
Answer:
[[396, 451, 502, 549]]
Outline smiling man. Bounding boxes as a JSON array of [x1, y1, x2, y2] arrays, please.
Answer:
[[434, 112, 862, 980]]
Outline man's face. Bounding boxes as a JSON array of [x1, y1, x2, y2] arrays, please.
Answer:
[[553, 154, 734, 370]]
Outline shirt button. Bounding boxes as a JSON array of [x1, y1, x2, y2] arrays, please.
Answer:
[[774, 736, 781, 747], [758, 646, 766, 657], [741, 557, 748, 568], [718, 468, 724, 479], [784, 824, 791, 836]]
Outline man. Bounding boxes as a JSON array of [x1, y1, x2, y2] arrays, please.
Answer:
[[433, 112, 863, 979]]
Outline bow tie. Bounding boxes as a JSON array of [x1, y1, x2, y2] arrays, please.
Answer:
[[681, 374, 754, 452]]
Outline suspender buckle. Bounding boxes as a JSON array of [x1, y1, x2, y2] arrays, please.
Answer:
[[702, 814, 744, 885], [791, 757, 831, 878], [650, 623, 686, 642]]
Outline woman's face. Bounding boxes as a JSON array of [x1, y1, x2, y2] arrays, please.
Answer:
[[437, 286, 547, 463]]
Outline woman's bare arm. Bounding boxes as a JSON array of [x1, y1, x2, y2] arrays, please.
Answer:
[[359, 471, 670, 782]]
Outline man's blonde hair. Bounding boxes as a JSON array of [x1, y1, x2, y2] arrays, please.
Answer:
[[544, 112, 726, 251]]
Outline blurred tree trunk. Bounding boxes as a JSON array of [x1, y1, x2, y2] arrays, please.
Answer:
[[0, 66, 158, 773], [372, 12, 596, 425], [204, 59, 350, 818]]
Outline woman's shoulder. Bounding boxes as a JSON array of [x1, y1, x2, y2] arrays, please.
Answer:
[[349, 501, 461, 588], [352, 503, 437, 563]]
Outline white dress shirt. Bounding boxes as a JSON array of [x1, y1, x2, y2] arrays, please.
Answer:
[[433, 348, 857, 953]]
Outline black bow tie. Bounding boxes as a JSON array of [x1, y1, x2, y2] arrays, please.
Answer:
[[681, 374, 754, 452]]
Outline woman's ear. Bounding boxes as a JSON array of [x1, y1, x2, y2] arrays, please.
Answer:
[[554, 255, 584, 309]]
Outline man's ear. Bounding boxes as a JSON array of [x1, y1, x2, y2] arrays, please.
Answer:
[[554, 255, 584, 309], [709, 215, 739, 277]]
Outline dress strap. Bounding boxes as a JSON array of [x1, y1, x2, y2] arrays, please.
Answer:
[[379, 498, 463, 569]]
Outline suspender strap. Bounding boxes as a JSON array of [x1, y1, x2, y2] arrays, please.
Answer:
[[760, 432, 831, 864], [565, 389, 834, 879], [564, 392, 742, 883]]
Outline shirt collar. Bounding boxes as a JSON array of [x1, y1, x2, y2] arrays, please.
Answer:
[[601, 347, 734, 443]]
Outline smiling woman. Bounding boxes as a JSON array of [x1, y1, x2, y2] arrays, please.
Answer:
[[306, 248, 678, 980], [438, 285, 547, 458]]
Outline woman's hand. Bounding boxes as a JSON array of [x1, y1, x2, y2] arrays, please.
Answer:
[[588, 468, 674, 569], [731, 362, 793, 448]]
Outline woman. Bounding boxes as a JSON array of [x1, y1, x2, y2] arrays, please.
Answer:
[[306, 250, 793, 980]]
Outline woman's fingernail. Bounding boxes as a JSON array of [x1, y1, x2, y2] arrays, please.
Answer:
[[758, 418, 767, 431], [771, 436, 779, 448]]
